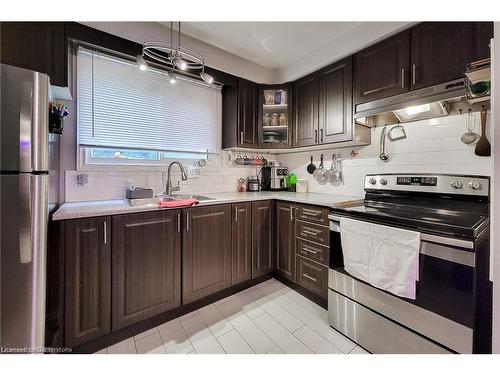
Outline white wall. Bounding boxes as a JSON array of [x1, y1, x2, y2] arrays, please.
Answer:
[[79, 22, 275, 83], [64, 151, 276, 202], [277, 114, 492, 198], [492, 24, 499, 354]]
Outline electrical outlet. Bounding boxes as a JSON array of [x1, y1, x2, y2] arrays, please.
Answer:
[[187, 166, 200, 178]]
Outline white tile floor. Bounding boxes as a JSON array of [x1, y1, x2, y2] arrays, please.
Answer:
[[98, 278, 369, 354]]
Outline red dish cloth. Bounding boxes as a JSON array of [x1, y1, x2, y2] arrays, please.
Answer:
[[158, 198, 199, 208]]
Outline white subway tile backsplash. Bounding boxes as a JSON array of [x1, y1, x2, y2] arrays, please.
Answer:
[[64, 115, 490, 202], [65, 151, 276, 202], [277, 114, 491, 197]]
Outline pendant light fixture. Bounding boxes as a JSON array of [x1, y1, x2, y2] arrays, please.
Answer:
[[138, 22, 214, 85], [168, 69, 176, 84], [136, 54, 148, 71]]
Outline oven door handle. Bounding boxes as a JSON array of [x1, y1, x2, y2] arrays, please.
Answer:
[[328, 215, 475, 266], [328, 214, 474, 249]]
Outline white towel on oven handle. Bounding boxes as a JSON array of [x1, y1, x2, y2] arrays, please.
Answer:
[[340, 217, 421, 299]]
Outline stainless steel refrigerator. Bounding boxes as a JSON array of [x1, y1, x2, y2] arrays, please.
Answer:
[[1, 63, 49, 352]]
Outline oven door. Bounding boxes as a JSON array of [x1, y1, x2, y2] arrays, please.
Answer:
[[328, 214, 475, 354]]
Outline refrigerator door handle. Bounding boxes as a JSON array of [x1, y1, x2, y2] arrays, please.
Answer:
[[19, 83, 33, 173], [19, 73, 49, 173], [19, 174, 32, 263]]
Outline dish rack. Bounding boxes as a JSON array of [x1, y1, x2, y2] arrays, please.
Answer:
[[465, 58, 490, 104]]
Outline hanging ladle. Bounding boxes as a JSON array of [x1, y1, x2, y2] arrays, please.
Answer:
[[379, 126, 389, 162]]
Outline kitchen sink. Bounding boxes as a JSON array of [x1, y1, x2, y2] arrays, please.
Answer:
[[126, 194, 216, 206], [171, 194, 216, 201]]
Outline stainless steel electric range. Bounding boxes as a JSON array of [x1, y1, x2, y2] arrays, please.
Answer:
[[328, 173, 492, 354]]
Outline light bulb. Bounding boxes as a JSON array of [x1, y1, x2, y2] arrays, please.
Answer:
[[200, 71, 214, 84], [136, 54, 147, 71], [174, 56, 187, 71], [169, 70, 176, 84]]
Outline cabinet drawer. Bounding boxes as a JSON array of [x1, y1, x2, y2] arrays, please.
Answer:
[[296, 221, 329, 246], [296, 238, 329, 265], [296, 205, 329, 226], [296, 255, 328, 298]]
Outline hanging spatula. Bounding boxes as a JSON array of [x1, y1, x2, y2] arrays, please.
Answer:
[[475, 106, 491, 157]]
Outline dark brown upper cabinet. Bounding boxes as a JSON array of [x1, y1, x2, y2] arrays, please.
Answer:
[[252, 200, 274, 278], [410, 22, 493, 90], [354, 30, 410, 104], [183, 204, 232, 304], [0, 22, 67, 87], [293, 73, 320, 147], [276, 202, 296, 281], [319, 57, 353, 144], [237, 78, 259, 148], [232, 202, 252, 285], [64, 217, 111, 347], [111, 211, 181, 331]]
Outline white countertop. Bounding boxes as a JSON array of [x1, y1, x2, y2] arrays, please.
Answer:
[[51, 191, 363, 221]]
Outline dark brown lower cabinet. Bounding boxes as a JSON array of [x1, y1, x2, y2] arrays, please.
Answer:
[[252, 200, 274, 278], [111, 211, 181, 330], [295, 255, 328, 299], [64, 217, 111, 347], [183, 204, 232, 304], [276, 201, 296, 281], [232, 202, 252, 285]]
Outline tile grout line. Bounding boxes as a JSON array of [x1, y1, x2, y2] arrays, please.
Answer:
[[133, 327, 159, 343], [261, 282, 347, 354], [179, 315, 200, 355], [215, 328, 255, 354], [260, 282, 347, 354], [212, 296, 276, 354], [250, 283, 307, 335]]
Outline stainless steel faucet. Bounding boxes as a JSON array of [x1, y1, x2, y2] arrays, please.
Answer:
[[160, 161, 188, 196]]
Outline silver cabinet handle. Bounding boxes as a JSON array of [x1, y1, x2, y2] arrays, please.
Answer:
[[302, 229, 318, 236], [302, 246, 318, 255], [412, 64, 416, 85], [320, 128, 324, 143], [302, 208, 320, 216], [240, 131, 244, 145], [302, 273, 318, 282], [401, 68, 405, 88], [290, 205, 294, 222], [235, 206, 238, 223], [186, 212, 190, 231], [103, 221, 107, 244], [177, 212, 181, 233]]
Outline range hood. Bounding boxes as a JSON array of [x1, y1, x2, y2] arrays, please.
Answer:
[[354, 78, 466, 126]]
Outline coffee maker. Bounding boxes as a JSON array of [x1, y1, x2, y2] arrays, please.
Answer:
[[260, 161, 288, 191]]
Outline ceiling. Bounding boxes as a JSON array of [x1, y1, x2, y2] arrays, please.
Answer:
[[161, 22, 362, 70]]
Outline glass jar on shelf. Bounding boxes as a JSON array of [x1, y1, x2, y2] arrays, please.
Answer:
[[263, 113, 271, 126], [271, 113, 279, 126], [279, 113, 287, 126]]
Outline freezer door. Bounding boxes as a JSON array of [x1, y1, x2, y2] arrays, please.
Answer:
[[1, 174, 48, 352], [0, 63, 49, 173]]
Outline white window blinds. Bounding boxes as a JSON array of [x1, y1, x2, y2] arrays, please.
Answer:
[[77, 48, 222, 153]]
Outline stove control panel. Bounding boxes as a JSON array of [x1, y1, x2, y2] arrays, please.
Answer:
[[365, 174, 489, 197], [397, 176, 437, 186]]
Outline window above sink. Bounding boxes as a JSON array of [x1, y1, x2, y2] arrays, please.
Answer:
[[76, 46, 222, 167]]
